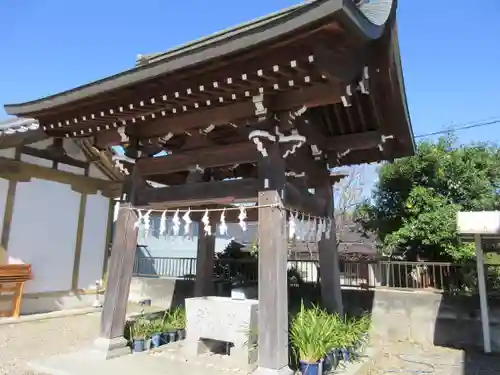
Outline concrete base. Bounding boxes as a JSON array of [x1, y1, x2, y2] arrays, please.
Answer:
[[93, 337, 131, 359], [183, 296, 258, 367], [251, 366, 293, 375]]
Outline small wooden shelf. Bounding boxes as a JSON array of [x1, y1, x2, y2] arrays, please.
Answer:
[[0, 264, 32, 318]]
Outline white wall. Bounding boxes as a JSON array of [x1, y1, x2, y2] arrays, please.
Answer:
[[5, 153, 111, 294], [8, 178, 80, 293], [78, 192, 109, 289]]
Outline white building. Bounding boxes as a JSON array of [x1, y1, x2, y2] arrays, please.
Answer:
[[0, 117, 122, 315]]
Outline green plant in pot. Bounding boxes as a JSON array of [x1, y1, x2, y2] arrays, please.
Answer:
[[160, 310, 177, 343], [290, 303, 336, 375], [322, 314, 343, 372], [351, 314, 371, 355], [130, 317, 149, 353], [149, 319, 165, 349], [170, 306, 187, 340], [337, 317, 358, 363]]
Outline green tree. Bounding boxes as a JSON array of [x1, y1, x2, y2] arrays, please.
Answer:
[[356, 135, 500, 261]]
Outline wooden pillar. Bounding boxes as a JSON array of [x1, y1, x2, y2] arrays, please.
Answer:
[[93, 169, 142, 359], [194, 223, 216, 297], [254, 142, 292, 375], [316, 183, 343, 315]]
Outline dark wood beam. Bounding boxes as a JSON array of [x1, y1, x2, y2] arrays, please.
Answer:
[[138, 178, 259, 205], [283, 182, 325, 217], [327, 131, 381, 151], [286, 145, 329, 185], [313, 43, 366, 83], [136, 84, 341, 139], [136, 142, 259, 176], [21, 146, 88, 169], [296, 113, 382, 152]]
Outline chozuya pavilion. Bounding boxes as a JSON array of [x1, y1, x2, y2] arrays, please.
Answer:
[[4, 0, 414, 373]]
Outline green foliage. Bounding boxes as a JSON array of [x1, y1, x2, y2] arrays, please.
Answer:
[[213, 240, 258, 283], [289, 303, 370, 363], [356, 135, 500, 261], [163, 306, 186, 329], [129, 315, 150, 340]]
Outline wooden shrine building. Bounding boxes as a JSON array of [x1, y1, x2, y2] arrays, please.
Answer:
[[4, 0, 414, 372]]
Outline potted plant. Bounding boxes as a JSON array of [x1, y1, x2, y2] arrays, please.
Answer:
[[149, 319, 164, 349], [354, 314, 371, 354], [161, 310, 178, 343], [129, 317, 149, 353], [322, 314, 342, 373], [290, 304, 335, 375], [171, 307, 187, 340]]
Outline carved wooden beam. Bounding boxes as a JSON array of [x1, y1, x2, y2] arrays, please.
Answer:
[[136, 84, 342, 139], [136, 142, 259, 176], [296, 111, 382, 153], [138, 178, 260, 205]]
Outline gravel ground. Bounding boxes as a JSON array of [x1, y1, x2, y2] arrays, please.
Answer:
[[0, 313, 101, 375], [0, 303, 164, 375], [361, 340, 500, 375]]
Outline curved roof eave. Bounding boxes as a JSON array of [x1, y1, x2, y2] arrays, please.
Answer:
[[4, 0, 393, 116]]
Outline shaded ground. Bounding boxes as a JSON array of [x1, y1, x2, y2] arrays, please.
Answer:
[[362, 341, 500, 375]]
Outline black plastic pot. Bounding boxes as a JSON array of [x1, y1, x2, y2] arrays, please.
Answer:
[[323, 349, 339, 373], [167, 329, 177, 343], [176, 328, 186, 340], [340, 348, 351, 363]]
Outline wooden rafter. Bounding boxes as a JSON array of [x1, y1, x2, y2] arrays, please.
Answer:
[[133, 84, 342, 139]]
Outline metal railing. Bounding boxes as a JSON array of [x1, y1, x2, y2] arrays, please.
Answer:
[[133, 256, 197, 279], [133, 256, 500, 294], [379, 261, 500, 295]]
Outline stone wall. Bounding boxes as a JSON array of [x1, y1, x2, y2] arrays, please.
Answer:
[[342, 288, 500, 351], [129, 276, 500, 351], [129, 277, 195, 308]]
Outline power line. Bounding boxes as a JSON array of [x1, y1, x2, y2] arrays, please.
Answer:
[[414, 118, 500, 139]]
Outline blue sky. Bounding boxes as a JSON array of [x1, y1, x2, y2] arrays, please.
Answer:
[[1, 1, 499, 168]]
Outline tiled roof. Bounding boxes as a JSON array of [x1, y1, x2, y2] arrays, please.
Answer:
[[0, 117, 39, 135]]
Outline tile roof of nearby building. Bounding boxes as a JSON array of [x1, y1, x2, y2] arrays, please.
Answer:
[[0, 117, 40, 135]]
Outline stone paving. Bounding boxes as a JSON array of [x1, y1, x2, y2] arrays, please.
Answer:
[[361, 341, 500, 375]]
